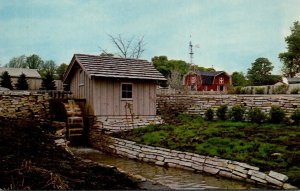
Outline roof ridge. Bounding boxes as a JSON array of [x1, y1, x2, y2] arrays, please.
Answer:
[[74, 53, 148, 62]]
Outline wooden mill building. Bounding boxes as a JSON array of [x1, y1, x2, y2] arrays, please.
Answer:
[[183, 71, 231, 92], [63, 54, 166, 132]]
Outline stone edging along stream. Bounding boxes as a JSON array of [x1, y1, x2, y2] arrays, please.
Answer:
[[94, 137, 297, 190]]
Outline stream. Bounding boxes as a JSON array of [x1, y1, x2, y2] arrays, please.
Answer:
[[72, 147, 268, 190]]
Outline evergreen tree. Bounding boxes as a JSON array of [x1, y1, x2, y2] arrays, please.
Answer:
[[40, 72, 56, 90], [0, 71, 13, 90], [15, 73, 29, 90]]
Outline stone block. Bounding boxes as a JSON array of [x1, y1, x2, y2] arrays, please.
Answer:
[[234, 166, 248, 174], [237, 162, 259, 171], [251, 175, 267, 184], [219, 170, 232, 179], [232, 170, 248, 179], [204, 166, 219, 174], [232, 174, 244, 181], [191, 156, 205, 163], [156, 156, 164, 161], [283, 183, 298, 190], [155, 161, 165, 166], [265, 175, 284, 187], [191, 164, 203, 171], [248, 170, 267, 180], [268, 171, 288, 182]]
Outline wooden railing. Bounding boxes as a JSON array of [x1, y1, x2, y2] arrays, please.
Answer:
[[37, 90, 72, 99]]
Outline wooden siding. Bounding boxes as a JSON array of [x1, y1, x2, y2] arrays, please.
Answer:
[[70, 68, 94, 113], [92, 79, 156, 116]]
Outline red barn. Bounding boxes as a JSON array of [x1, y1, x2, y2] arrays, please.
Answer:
[[183, 71, 231, 92]]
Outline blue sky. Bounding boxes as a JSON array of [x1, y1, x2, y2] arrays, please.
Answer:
[[0, 0, 299, 74]]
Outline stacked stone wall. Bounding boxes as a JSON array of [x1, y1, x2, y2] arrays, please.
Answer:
[[94, 115, 163, 133], [157, 95, 300, 117], [0, 91, 49, 125], [91, 136, 296, 189]]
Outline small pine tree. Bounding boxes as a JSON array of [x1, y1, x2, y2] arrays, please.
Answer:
[[0, 71, 13, 90], [41, 72, 56, 90], [15, 73, 29, 90]]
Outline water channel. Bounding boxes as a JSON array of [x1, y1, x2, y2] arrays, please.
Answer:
[[72, 147, 268, 190]]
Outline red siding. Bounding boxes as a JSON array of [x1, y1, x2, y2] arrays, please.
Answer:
[[184, 73, 230, 91]]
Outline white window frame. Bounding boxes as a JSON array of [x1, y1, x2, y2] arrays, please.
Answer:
[[79, 70, 84, 86], [121, 83, 133, 100]]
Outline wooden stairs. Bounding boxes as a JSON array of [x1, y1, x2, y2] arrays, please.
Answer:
[[63, 100, 84, 138]]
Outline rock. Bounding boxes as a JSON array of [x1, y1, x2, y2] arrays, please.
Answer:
[[219, 170, 232, 179], [251, 175, 267, 184], [269, 171, 288, 182], [203, 166, 219, 174], [248, 170, 267, 180], [283, 183, 298, 190], [155, 161, 165, 166], [265, 175, 284, 187]]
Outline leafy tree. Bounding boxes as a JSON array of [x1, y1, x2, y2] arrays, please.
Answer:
[[39, 60, 57, 78], [247, 57, 274, 85], [15, 73, 29, 90], [40, 72, 56, 90], [26, 54, 44, 69], [279, 21, 300, 77], [0, 71, 13, 90], [152, 56, 170, 77], [231, 72, 248, 86], [56, 63, 68, 80], [5, 55, 27, 68]]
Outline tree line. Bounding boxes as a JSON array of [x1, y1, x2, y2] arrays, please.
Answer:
[[0, 54, 68, 90]]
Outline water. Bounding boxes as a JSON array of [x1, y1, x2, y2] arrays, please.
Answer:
[[72, 147, 267, 190]]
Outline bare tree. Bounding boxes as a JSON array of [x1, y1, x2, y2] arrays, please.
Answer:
[[167, 69, 183, 90], [106, 34, 145, 59]]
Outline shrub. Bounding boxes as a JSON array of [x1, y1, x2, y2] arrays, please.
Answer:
[[234, 86, 242, 94], [290, 88, 299, 94], [273, 84, 289, 94], [229, 104, 245, 121], [216, 105, 228, 120], [0, 71, 13, 90], [205, 108, 214, 121], [269, 106, 285, 123], [240, 88, 247, 94], [255, 87, 265, 94], [247, 107, 266, 124], [291, 109, 300, 125]]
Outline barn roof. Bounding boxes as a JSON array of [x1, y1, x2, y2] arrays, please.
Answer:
[[0, 67, 41, 78], [64, 54, 166, 82]]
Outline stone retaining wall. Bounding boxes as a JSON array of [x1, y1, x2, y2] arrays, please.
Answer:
[[91, 136, 296, 189], [157, 95, 300, 117], [0, 91, 49, 125], [94, 115, 163, 133]]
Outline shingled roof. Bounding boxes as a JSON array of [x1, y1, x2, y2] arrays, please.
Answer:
[[0, 67, 41, 78], [64, 54, 166, 82]]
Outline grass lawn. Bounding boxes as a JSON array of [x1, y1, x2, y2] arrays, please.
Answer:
[[113, 114, 300, 187]]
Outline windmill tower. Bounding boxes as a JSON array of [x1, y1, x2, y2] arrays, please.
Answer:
[[189, 40, 194, 65]]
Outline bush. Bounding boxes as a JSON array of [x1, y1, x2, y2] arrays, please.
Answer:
[[216, 105, 228, 120], [240, 88, 247, 94], [269, 106, 285, 123], [273, 84, 289, 94], [205, 108, 214, 121], [229, 104, 245, 121], [290, 88, 299, 94], [255, 87, 265, 94], [291, 109, 300, 125], [234, 86, 242, 94], [247, 107, 266, 124]]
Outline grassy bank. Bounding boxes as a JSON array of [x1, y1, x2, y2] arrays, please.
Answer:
[[113, 114, 300, 187], [0, 119, 139, 190]]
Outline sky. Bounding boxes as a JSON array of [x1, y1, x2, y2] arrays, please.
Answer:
[[0, 0, 300, 74]]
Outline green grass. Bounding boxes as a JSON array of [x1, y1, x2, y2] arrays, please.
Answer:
[[113, 114, 300, 187]]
